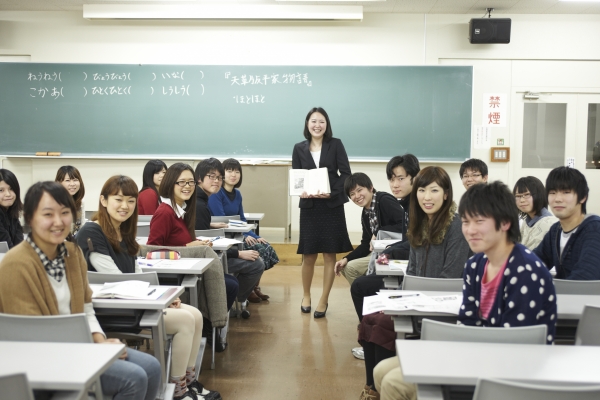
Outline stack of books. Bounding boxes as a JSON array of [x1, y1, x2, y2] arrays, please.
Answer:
[[229, 220, 247, 227]]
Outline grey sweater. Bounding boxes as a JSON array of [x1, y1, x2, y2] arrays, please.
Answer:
[[406, 215, 472, 279]]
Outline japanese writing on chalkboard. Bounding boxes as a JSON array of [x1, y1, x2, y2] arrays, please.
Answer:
[[29, 87, 64, 99], [28, 72, 62, 82], [225, 72, 312, 87], [233, 95, 266, 104]]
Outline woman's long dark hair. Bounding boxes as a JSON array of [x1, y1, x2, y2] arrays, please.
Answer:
[[140, 160, 168, 198], [0, 169, 23, 220], [159, 163, 197, 240], [408, 166, 454, 248], [94, 175, 140, 256], [303, 107, 333, 142]]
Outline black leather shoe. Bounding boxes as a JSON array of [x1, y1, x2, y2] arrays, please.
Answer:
[[314, 304, 328, 319], [301, 298, 311, 313]]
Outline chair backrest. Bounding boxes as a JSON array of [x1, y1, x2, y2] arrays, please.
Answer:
[[402, 275, 464, 292], [575, 304, 600, 346], [0, 373, 35, 400], [137, 224, 151, 237], [0, 313, 93, 343], [195, 228, 226, 238], [553, 279, 600, 295], [138, 215, 153, 223], [88, 271, 159, 285], [473, 378, 600, 400], [210, 215, 240, 223], [0, 241, 9, 253], [421, 319, 547, 344]]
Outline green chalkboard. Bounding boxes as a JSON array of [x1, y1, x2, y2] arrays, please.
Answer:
[[0, 63, 472, 161]]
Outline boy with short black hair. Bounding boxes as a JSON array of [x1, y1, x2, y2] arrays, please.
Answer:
[[459, 158, 488, 189], [373, 181, 557, 400], [334, 173, 404, 283], [534, 166, 600, 280]]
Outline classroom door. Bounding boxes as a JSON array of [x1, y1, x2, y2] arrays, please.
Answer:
[[511, 93, 600, 213]]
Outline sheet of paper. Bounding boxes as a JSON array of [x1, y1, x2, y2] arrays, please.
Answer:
[[473, 126, 491, 149], [388, 260, 408, 271], [154, 259, 198, 269], [196, 237, 242, 247], [137, 259, 164, 267], [90, 282, 169, 300]]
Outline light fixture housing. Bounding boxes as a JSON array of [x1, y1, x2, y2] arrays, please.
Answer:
[[83, 4, 364, 21]]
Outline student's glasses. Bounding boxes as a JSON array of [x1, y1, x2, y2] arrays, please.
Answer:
[[175, 180, 196, 187], [515, 192, 532, 200], [461, 173, 482, 180], [205, 174, 223, 182]]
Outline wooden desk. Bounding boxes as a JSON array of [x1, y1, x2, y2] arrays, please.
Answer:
[[385, 291, 600, 338], [0, 341, 123, 399], [92, 284, 184, 394], [139, 258, 212, 309], [244, 212, 264, 235], [397, 340, 600, 395]]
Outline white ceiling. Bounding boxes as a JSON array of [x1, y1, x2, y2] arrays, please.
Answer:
[[1, 0, 600, 14]]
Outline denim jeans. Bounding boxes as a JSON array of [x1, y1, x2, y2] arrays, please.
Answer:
[[101, 348, 161, 400]]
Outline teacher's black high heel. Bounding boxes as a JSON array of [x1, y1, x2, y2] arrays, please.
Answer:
[[301, 298, 311, 313], [314, 303, 328, 319]]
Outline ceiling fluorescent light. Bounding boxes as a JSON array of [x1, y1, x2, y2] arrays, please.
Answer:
[[83, 4, 363, 21]]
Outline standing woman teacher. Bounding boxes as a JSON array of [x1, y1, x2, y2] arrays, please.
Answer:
[[292, 107, 353, 318]]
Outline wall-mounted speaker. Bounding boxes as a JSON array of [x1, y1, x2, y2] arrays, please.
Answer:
[[469, 18, 511, 44]]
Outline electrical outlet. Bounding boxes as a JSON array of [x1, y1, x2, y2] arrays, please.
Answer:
[[566, 157, 575, 168]]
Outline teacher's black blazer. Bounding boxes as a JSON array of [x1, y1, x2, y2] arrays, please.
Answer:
[[291, 137, 351, 209]]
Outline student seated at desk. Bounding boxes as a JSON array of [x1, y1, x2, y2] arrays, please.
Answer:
[[513, 176, 557, 250], [0, 168, 24, 249], [195, 158, 264, 309], [76, 175, 220, 400], [334, 172, 405, 285], [138, 159, 167, 216], [534, 166, 600, 280], [147, 162, 239, 321], [372, 181, 557, 400], [0, 181, 161, 400], [459, 158, 488, 190], [357, 166, 471, 400], [208, 157, 279, 301], [55, 165, 86, 237]]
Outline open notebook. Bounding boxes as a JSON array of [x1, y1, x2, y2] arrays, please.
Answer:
[[90, 281, 169, 300]]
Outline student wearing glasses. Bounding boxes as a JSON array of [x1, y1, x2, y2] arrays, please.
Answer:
[[513, 176, 557, 250], [194, 158, 264, 310], [207, 158, 279, 302], [459, 158, 488, 190], [138, 159, 168, 215]]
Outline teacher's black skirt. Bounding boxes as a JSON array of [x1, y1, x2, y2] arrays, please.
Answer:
[[297, 200, 353, 255]]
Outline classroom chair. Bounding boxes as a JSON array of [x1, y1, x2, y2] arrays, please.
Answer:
[[420, 318, 547, 400], [195, 228, 250, 318], [421, 318, 547, 344], [137, 224, 151, 237], [472, 378, 600, 400], [138, 215, 153, 223], [401, 275, 464, 291], [139, 244, 227, 370], [210, 215, 240, 224], [575, 305, 600, 346], [553, 279, 600, 295], [0, 241, 8, 253], [0, 313, 106, 400], [0, 373, 35, 400]]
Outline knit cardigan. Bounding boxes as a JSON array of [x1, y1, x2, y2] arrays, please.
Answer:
[[0, 241, 92, 315], [519, 208, 557, 251], [459, 243, 557, 344]]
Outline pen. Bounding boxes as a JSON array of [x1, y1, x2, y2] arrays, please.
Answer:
[[210, 236, 221, 242], [389, 294, 419, 299], [147, 289, 156, 296]]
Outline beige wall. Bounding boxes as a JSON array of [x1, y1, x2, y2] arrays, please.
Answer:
[[1, 11, 600, 237]]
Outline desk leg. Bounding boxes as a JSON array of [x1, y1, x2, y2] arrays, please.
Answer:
[[255, 220, 260, 236], [152, 311, 168, 399], [416, 384, 444, 400], [190, 275, 199, 309], [393, 316, 414, 340]]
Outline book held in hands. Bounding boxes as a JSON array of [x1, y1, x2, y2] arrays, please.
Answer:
[[289, 167, 331, 196]]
